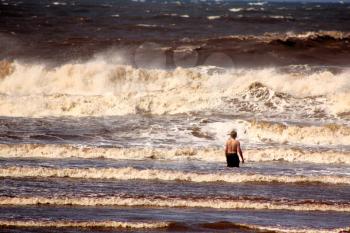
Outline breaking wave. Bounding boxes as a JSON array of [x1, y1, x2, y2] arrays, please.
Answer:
[[1, 166, 349, 184], [1, 144, 349, 164], [247, 120, 350, 146], [1, 196, 349, 212], [199, 221, 350, 233], [204, 31, 350, 44], [0, 57, 349, 117], [0, 220, 169, 229], [207, 119, 350, 146], [0, 219, 347, 233]]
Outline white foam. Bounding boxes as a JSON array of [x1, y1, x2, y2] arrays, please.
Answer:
[[1, 144, 350, 164], [0, 59, 349, 117], [269, 15, 293, 19], [136, 24, 158, 27], [1, 166, 349, 184], [163, 13, 179, 17], [229, 8, 243, 12], [52, 2, 66, 5], [248, 2, 266, 6], [207, 16, 221, 20], [237, 223, 349, 233], [0, 220, 169, 229], [246, 7, 257, 11], [0, 219, 347, 233], [1, 196, 349, 212], [204, 120, 350, 146]]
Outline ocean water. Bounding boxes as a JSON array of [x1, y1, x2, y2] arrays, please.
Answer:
[[0, 0, 350, 232]]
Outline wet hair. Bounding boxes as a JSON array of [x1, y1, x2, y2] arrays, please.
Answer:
[[230, 130, 237, 138]]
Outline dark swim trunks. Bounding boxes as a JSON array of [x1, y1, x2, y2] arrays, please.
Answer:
[[226, 153, 240, 167]]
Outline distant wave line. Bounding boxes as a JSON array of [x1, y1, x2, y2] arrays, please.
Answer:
[[0, 219, 169, 229]]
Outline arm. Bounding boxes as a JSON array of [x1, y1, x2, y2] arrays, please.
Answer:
[[237, 141, 244, 163], [225, 140, 229, 156]]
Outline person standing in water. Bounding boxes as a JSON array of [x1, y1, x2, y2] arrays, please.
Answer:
[[225, 130, 244, 167]]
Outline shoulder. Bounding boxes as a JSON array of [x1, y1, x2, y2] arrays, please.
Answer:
[[226, 138, 233, 144]]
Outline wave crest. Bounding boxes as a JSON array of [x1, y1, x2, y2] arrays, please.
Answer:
[[1, 196, 349, 212], [0, 59, 349, 117], [0, 220, 169, 229], [205, 31, 350, 45], [1, 166, 349, 184], [0, 220, 347, 233], [1, 144, 350, 164], [200, 221, 349, 233], [246, 120, 350, 146]]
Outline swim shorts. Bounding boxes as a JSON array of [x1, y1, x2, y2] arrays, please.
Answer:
[[226, 153, 240, 167]]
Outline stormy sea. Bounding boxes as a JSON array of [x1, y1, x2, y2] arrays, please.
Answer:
[[0, 0, 350, 232]]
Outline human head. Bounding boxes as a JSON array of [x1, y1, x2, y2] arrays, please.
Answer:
[[229, 130, 237, 139]]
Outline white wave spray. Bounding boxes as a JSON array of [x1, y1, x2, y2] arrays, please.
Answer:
[[0, 219, 347, 233], [1, 166, 349, 184], [0, 220, 169, 229], [1, 196, 349, 212], [206, 119, 350, 146], [0, 58, 349, 117], [1, 144, 349, 164]]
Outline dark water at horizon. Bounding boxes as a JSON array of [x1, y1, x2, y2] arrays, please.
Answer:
[[1, 0, 350, 66]]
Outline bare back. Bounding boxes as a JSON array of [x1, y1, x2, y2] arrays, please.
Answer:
[[226, 138, 239, 154], [225, 135, 244, 164]]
